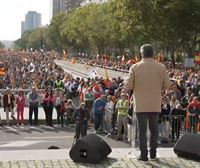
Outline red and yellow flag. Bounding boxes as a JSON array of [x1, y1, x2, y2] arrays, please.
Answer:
[[194, 52, 200, 64], [104, 68, 110, 87]]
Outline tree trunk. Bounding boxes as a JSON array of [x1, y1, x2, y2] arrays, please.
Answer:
[[170, 46, 176, 67]]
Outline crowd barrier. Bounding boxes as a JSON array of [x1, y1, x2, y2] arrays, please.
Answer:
[[129, 114, 200, 147]]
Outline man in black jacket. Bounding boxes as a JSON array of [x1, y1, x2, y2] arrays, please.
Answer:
[[73, 102, 90, 141]]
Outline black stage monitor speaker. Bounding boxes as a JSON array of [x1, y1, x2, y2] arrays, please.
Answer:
[[174, 133, 200, 160], [69, 134, 112, 164]]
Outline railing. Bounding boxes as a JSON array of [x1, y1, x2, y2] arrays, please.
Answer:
[[129, 114, 200, 147]]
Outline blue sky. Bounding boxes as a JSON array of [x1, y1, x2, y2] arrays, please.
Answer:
[[0, 0, 50, 41]]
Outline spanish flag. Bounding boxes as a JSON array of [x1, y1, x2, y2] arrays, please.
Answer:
[[104, 68, 110, 87], [194, 52, 200, 64]]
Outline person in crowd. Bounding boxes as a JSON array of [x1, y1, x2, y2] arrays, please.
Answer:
[[42, 87, 54, 126], [159, 96, 171, 143], [124, 44, 170, 161], [84, 87, 94, 125], [187, 96, 200, 133], [111, 89, 121, 132], [115, 92, 129, 141], [104, 95, 114, 135], [65, 99, 75, 125], [64, 78, 75, 99], [177, 80, 186, 98], [73, 102, 90, 141], [3, 88, 15, 125], [0, 92, 3, 126], [171, 84, 182, 102], [54, 76, 64, 90], [92, 83, 102, 100], [15, 90, 26, 126], [192, 78, 200, 97], [55, 89, 65, 127], [170, 95, 183, 142], [27, 86, 40, 126], [181, 87, 193, 108], [109, 78, 118, 96], [44, 76, 54, 89], [93, 94, 106, 133]]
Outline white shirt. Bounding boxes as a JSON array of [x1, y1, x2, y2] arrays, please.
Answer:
[[105, 101, 114, 114]]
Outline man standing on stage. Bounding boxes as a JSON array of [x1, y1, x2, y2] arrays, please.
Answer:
[[124, 44, 170, 161]]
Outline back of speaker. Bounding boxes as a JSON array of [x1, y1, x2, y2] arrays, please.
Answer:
[[174, 133, 200, 160]]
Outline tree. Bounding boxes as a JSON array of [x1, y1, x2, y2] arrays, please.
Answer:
[[28, 28, 47, 50], [0, 41, 5, 48], [14, 31, 31, 49], [121, 0, 200, 65], [46, 13, 67, 51]]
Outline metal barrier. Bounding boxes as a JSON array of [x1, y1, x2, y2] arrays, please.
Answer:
[[0, 89, 45, 95], [129, 114, 198, 147]]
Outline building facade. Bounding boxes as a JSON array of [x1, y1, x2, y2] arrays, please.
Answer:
[[51, 0, 66, 18], [65, 0, 85, 12], [21, 11, 41, 36]]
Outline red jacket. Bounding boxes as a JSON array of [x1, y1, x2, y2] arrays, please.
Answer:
[[187, 101, 200, 114], [16, 96, 26, 106]]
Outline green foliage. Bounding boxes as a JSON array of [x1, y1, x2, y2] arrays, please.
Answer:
[[46, 13, 67, 51], [14, 0, 200, 62], [14, 28, 47, 50], [0, 41, 5, 48]]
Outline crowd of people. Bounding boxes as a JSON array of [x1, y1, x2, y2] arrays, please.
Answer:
[[0, 49, 199, 145]]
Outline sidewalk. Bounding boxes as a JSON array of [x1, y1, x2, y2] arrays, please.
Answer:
[[0, 107, 57, 124], [0, 148, 199, 168]]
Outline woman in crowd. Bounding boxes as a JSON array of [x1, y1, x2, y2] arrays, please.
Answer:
[[55, 89, 66, 127], [187, 96, 200, 133], [15, 90, 26, 126], [42, 87, 54, 126], [104, 95, 114, 135], [170, 95, 182, 142], [159, 96, 171, 143]]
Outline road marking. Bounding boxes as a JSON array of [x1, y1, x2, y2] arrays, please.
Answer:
[[4, 126, 18, 132]]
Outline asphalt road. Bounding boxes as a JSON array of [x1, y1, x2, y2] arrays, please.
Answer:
[[0, 125, 130, 151], [54, 60, 127, 79]]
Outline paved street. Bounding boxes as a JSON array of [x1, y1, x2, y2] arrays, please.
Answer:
[[54, 60, 127, 79], [0, 125, 130, 151]]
